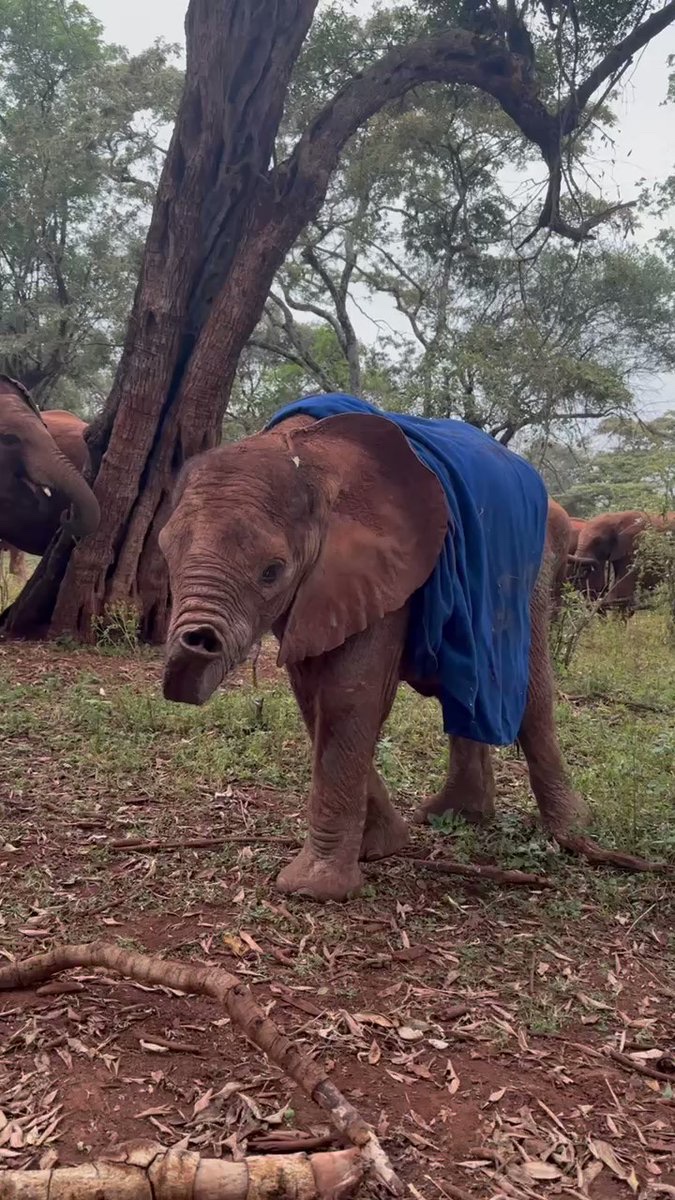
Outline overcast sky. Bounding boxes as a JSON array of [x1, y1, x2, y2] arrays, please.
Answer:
[[88, 0, 675, 415]]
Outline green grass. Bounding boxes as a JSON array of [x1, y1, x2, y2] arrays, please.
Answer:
[[0, 605, 673, 953], [0, 609, 672, 859]]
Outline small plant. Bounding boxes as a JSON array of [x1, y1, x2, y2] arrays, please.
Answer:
[[91, 602, 141, 653], [634, 524, 675, 640], [550, 582, 601, 671]]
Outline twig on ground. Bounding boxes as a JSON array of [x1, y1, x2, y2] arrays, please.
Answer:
[[249, 1132, 338, 1155], [138, 1033, 203, 1054], [35, 980, 84, 996], [108, 835, 300, 852], [564, 692, 668, 714], [556, 834, 671, 874], [425, 1177, 476, 1200], [0, 942, 403, 1195], [398, 856, 553, 888]]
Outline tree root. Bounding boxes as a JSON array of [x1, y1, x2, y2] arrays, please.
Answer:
[[556, 834, 671, 874], [0, 1138, 363, 1199], [398, 856, 553, 888], [0, 942, 403, 1195]]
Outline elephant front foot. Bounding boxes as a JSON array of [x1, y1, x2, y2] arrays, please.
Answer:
[[359, 807, 410, 861], [413, 787, 495, 827], [276, 842, 364, 902]]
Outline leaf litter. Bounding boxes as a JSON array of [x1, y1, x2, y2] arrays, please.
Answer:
[[0, 637, 674, 1193]]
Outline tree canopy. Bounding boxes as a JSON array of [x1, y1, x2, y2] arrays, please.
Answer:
[[0, 0, 181, 409], [229, 3, 675, 444], [536, 412, 675, 514]]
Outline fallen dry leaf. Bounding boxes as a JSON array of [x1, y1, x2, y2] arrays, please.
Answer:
[[398, 1026, 424, 1042], [589, 1136, 637, 1188], [368, 1040, 381, 1065], [353, 1012, 394, 1028], [222, 933, 247, 957]]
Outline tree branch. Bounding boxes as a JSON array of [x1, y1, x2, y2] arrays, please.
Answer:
[[262, 292, 339, 392], [301, 245, 362, 393], [249, 334, 336, 392], [272, 12, 675, 245], [561, 0, 675, 131], [276, 31, 557, 203]]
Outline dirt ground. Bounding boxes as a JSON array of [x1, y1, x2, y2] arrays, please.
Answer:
[[0, 638, 673, 1198]]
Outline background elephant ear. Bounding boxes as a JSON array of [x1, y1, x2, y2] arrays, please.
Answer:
[[278, 412, 449, 666]]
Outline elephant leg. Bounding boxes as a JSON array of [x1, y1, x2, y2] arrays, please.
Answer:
[[359, 765, 411, 861], [414, 737, 496, 826], [517, 571, 588, 837], [284, 663, 409, 864], [521, 565, 664, 870], [277, 609, 406, 901]]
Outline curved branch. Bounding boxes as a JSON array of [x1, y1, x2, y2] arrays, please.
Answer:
[[271, 12, 675, 245], [302, 245, 362, 393], [276, 284, 345, 342], [0, 942, 403, 1194], [562, 0, 675, 131], [249, 333, 337, 392], [276, 32, 557, 205]]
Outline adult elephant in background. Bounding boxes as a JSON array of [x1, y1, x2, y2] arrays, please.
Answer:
[[570, 510, 672, 614], [159, 393, 646, 903], [0, 377, 99, 557]]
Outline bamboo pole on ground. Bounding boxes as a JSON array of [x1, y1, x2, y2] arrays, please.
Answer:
[[0, 1138, 363, 1199], [0, 943, 403, 1195]]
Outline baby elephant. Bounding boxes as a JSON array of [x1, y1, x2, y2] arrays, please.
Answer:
[[160, 394, 587, 901]]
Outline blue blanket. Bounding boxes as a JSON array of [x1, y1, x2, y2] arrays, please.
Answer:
[[267, 395, 549, 746]]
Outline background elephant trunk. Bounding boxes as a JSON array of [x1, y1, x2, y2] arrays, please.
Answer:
[[23, 433, 100, 539], [567, 553, 598, 568]]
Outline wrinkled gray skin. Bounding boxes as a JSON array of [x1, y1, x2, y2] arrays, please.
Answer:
[[0, 377, 99, 555]]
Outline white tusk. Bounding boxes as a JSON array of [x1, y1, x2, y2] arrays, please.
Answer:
[[291, 456, 300, 468], [42, 486, 52, 497]]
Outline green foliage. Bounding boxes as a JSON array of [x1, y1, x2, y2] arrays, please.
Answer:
[[0, 0, 181, 411], [546, 413, 675, 515], [237, 5, 675, 442], [635, 523, 675, 637], [90, 602, 141, 654]]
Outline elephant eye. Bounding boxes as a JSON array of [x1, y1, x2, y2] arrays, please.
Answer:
[[260, 560, 285, 586]]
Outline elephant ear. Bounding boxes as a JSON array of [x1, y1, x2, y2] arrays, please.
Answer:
[[277, 412, 449, 666]]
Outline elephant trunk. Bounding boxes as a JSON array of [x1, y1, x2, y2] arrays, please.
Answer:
[[163, 570, 255, 705], [23, 436, 100, 540]]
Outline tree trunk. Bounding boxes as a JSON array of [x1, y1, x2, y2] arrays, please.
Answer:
[[3, 0, 319, 642]]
